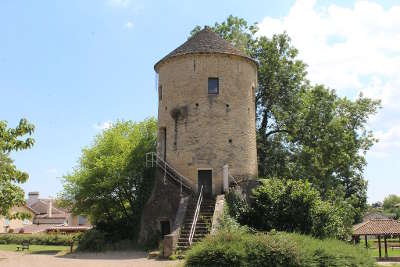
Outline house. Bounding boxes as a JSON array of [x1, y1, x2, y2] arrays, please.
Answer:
[[0, 205, 36, 233], [139, 27, 258, 255], [1, 191, 91, 234]]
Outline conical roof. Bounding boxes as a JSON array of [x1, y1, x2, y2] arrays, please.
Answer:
[[154, 27, 256, 70]]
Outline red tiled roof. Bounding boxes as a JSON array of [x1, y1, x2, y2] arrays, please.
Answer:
[[46, 226, 91, 232], [353, 219, 400, 236], [17, 224, 64, 234]]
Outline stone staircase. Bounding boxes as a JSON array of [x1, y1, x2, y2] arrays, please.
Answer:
[[176, 197, 215, 251]]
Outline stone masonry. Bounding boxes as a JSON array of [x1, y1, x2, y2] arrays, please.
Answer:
[[156, 51, 258, 195]]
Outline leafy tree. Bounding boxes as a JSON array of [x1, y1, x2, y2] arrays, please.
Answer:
[[59, 118, 157, 240], [382, 194, 400, 219], [0, 119, 35, 218], [249, 178, 352, 239], [192, 16, 380, 223]]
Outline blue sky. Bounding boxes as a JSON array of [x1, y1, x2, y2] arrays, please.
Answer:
[[1, 0, 399, 203]]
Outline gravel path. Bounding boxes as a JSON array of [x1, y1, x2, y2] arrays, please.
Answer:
[[0, 251, 181, 267]]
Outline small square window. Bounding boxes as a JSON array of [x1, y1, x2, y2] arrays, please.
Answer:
[[208, 78, 219, 95]]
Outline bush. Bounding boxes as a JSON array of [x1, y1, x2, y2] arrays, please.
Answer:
[[0, 233, 75, 245], [225, 187, 250, 224], [76, 229, 106, 252], [248, 178, 352, 239], [185, 230, 375, 267]]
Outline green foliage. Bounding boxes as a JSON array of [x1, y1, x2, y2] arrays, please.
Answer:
[[76, 229, 139, 252], [185, 230, 375, 267], [225, 187, 250, 224], [383, 194, 400, 219], [0, 118, 35, 217], [192, 16, 380, 224], [0, 233, 75, 246], [76, 229, 106, 251], [59, 118, 157, 242], [249, 178, 352, 239]]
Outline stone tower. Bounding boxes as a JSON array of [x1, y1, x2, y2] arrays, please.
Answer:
[[154, 28, 258, 196]]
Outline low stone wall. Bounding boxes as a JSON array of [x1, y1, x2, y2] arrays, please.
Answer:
[[138, 169, 191, 245], [163, 196, 190, 257]]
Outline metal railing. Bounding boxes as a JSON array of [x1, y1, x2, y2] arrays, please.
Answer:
[[146, 152, 193, 193], [189, 185, 203, 246], [229, 174, 239, 187]]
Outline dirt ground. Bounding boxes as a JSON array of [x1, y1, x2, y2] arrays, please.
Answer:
[[0, 250, 181, 267]]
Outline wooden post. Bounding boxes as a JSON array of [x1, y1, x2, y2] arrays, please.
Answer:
[[365, 235, 368, 249], [378, 235, 382, 259], [383, 236, 388, 258]]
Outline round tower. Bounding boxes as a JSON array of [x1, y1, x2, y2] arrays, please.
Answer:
[[154, 28, 258, 196]]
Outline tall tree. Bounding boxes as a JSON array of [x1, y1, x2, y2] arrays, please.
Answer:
[[0, 119, 35, 218], [383, 194, 400, 219], [59, 118, 157, 240], [192, 16, 380, 223]]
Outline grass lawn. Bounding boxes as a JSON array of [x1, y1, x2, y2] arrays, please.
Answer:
[[366, 247, 400, 258], [0, 244, 70, 254]]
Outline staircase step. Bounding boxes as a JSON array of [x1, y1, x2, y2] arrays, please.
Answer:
[[175, 197, 216, 251]]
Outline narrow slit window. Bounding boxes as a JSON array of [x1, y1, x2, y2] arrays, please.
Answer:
[[208, 78, 219, 95], [159, 85, 163, 101]]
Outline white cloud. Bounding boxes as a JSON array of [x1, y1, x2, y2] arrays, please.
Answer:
[[258, 0, 400, 159], [258, 0, 400, 104], [94, 121, 113, 131], [369, 125, 400, 158], [124, 20, 133, 29], [107, 0, 131, 8]]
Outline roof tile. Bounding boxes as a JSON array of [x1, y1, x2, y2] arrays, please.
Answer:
[[154, 27, 255, 70], [353, 219, 400, 236]]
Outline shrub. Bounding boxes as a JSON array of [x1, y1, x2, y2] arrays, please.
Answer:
[[0, 233, 75, 245], [225, 187, 250, 224], [185, 230, 375, 267], [185, 231, 247, 267], [76, 229, 106, 252], [248, 178, 352, 239]]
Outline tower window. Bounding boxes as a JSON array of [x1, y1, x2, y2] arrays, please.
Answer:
[[208, 78, 219, 95], [159, 85, 163, 101]]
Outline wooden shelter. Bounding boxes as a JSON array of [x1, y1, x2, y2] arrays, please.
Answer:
[[353, 219, 400, 259]]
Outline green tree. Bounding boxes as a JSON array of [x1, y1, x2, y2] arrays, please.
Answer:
[[0, 119, 35, 218], [192, 16, 380, 223], [59, 118, 157, 240], [250, 178, 352, 239], [382, 194, 400, 219]]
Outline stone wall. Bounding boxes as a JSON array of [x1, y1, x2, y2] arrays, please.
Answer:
[[156, 53, 258, 195], [138, 169, 191, 244], [0, 206, 35, 233]]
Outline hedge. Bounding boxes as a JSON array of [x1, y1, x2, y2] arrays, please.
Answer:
[[0, 233, 76, 246], [185, 230, 375, 267]]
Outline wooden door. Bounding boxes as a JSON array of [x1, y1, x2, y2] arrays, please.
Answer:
[[198, 170, 212, 197], [160, 220, 170, 237]]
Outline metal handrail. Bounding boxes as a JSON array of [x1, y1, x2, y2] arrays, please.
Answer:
[[189, 185, 203, 246], [229, 174, 239, 187], [146, 152, 193, 192]]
